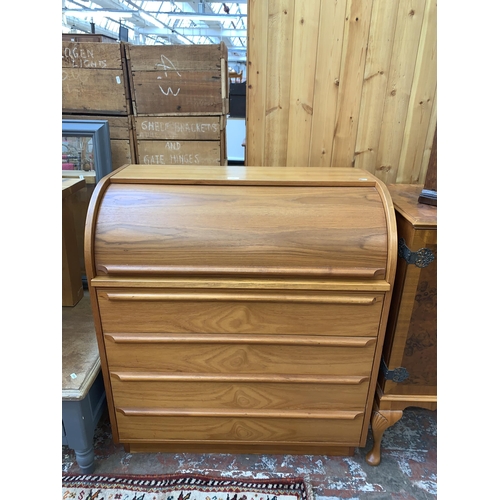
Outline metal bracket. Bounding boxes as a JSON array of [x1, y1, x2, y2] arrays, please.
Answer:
[[381, 359, 409, 383], [398, 238, 435, 268]]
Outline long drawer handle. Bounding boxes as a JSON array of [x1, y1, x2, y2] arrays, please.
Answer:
[[116, 407, 364, 420], [102, 291, 378, 305], [105, 333, 377, 348], [111, 372, 370, 385], [98, 264, 385, 279]]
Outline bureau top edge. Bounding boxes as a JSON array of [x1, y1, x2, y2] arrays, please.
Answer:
[[108, 164, 380, 187]]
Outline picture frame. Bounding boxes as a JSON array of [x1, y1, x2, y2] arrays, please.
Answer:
[[62, 120, 112, 183]]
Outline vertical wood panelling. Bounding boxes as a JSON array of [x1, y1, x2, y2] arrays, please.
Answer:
[[419, 85, 437, 181], [246, 0, 437, 185], [264, 0, 296, 166], [374, 0, 426, 184], [331, 0, 374, 168], [309, 0, 347, 167], [286, 0, 322, 166], [354, 0, 399, 174], [397, 0, 438, 183], [247, 0, 268, 166]]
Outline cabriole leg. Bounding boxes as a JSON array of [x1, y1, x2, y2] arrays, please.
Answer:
[[365, 409, 403, 466]]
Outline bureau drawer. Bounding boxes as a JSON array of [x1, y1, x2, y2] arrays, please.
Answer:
[[104, 333, 377, 376], [97, 289, 384, 336], [110, 374, 370, 411], [115, 411, 364, 445]]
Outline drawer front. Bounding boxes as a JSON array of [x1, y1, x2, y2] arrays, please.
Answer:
[[104, 334, 377, 376], [97, 289, 384, 336], [110, 376, 371, 411], [116, 413, 364, 445]]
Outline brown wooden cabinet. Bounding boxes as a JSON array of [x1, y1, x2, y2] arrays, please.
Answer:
[[85, 164, 397, 456], [366, 184, 437, 466], [62, 177, 86, 306]]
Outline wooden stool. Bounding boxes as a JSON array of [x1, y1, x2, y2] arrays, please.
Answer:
[[62, 292, 106, 473]]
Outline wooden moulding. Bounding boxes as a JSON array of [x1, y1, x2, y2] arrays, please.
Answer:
[[62, 41, 131, 116], [134, 115, 227, 166], [125, 43, 229, 116]]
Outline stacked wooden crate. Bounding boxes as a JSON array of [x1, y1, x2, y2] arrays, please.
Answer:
[[62, 39, 138, 281], [62, 40, 136, 171], [125, 43, 229, 166]]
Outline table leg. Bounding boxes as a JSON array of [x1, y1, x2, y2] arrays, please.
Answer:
[[62, 399, 98, 473], [365, 408, 403, 466]]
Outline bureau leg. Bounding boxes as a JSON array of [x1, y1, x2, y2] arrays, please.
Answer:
[[365, 409, 403, 466]]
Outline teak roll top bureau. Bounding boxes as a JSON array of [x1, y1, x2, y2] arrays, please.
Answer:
[[85, 164, 397, 455]]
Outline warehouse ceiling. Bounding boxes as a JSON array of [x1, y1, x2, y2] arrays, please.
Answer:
[[62, 0, 247, 72]]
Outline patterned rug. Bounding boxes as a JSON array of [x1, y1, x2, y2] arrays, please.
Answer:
[[61, 473, 314, 500]]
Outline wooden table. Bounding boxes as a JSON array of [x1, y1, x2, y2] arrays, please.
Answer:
[[62, 292, 106, 473], [62, 177, 86, 306], [366, 184, 437, 465]]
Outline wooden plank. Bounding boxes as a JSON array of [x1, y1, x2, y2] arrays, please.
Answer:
[[264, 0, 295, 166], [286, 0, 322, 167], [397, 0, 437, 183], [309, 0, 348, 167], [127, 44, 227, 72], [136, 140, 222, 166], [373, 0, 426, 184], [62, 41, 123, 69], [331, 0, 374, 168], [419, 87, 437, 184], [135, 116, 222, 141], [131, 71, 223, 115], [62, 68, 129, 115], [354, 0, 399, 174], [247, 0, 269, 165], [110, 164, 381, 185]]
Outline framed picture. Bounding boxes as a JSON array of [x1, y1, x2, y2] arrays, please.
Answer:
[[62, 120, 112, 183]]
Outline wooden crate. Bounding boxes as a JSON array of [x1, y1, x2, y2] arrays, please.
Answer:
[[62, 33, 117, 43], [125, 43, 229, 116], [63, 114, 137, 171], [62, 41, 131, 115], [134, 116, 227, 166]]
